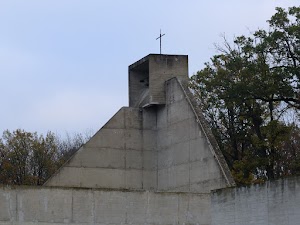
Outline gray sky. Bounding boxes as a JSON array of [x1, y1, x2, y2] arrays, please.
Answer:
[[0, 0, 298, 135]]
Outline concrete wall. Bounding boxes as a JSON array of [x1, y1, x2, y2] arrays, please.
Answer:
[[45, 107, 157, 190], [128, 68, 149, 108], [45, 54, 234, 193], [211, 176, 300, 225], [156, 78, 230, 193], [0, 185, 211, 225], [129, 54, 189, 106], [148, 54, 189, 104], [45, 77, 234, 193]]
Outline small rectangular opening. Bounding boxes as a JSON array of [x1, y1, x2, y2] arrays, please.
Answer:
[[129, 59, 149, 107]]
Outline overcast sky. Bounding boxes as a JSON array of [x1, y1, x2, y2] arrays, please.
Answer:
[[0, 1, 298, 136]]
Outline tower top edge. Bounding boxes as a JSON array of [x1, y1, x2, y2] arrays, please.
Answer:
[[129, 54, 188, 70]]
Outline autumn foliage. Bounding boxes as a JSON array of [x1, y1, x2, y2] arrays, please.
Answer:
[[0, 129, 90, 185]]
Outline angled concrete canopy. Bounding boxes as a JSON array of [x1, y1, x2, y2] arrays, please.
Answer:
[[45, 54, 235, 192]]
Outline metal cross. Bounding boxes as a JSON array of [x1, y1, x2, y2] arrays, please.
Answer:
[[156, 29, 165, 54]]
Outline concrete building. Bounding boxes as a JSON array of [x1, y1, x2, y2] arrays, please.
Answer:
[[0, 54, 238, 225], [44, 54, 235, 192], [1, 54, 300, 225]]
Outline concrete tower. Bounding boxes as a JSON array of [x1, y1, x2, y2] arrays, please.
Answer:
[[45, 54, 235, 192]]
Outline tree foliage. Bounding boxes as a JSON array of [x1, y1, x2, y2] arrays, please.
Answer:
[[0, 129, 91, 185], [190, 6, 300, 185]]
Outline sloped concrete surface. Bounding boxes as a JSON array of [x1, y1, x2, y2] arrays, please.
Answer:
[[44, 107, 158, 190], [155, 78, 233, 193]]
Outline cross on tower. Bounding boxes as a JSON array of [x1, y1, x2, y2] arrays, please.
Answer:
[[156, 29, 165, 54]]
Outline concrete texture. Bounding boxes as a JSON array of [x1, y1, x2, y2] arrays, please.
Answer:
[[156, 78, 233, 192], [211, 176, 300, 225], [45, 107, 157, 190], [45, 54, 234, 193], [0, 185, 211, 225], [129, 54, 189, 107]]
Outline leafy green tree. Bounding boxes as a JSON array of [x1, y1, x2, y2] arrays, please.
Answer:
[[0, 129, 91, 185], [190, 6, 300, 185], [0, 130, 58, 185], [30, 132, 59, 185]]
